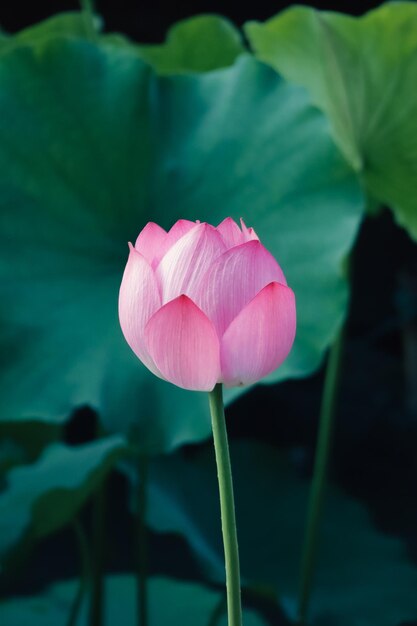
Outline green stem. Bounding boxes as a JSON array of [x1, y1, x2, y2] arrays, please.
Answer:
[[135, 455, 148, 626], [297, 330, 344, 625], [208, 384, 242, 626], [89, 478, 106, 626], [67, 520, 90, 626]]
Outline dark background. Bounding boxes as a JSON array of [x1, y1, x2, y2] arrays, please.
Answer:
[[2, 1, 417, 623], [1, 0, 384, 41]]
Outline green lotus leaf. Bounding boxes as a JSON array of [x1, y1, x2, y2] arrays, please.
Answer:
[[134, 14, 245, 74], [0, 12, 100, 54], [246, 1, 417, 238], [0, 34, 363, 452]]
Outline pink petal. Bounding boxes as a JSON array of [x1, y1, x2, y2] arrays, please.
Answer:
[[145, 295, 220, 391], [118, 244, 162, 375], [216, 217, 245, 249], [135, 222, 167, 266], [154, 219, 197, 266], [240, 218, 259, 242], [220, 282, 296, 386], [156, 222, 227, 304], [194, 240, 287, 336]]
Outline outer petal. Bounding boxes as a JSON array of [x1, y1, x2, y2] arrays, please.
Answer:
[[216, 217, 245, 249], [135, 222, 167, 266], [118, 244, 162, 375], [145, 295, 220, 391], [194, 240, 287, 336], [220, 282, 296, 386], [156, 222, 226, 304]]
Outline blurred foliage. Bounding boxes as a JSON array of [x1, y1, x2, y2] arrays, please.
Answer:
[[0, 437, 126, 566], [0, 12, 100, 50], [0, 421, 61, 472], [246, 1, 417, 237], [145, 441, 417, 625], [0, 576, 267, 625], [134, 14, 245, 74]]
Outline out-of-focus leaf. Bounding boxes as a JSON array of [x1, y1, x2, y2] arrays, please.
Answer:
[[146, 441, 417, 625], [0, 575, 267, 626], [135, 14, 244, 74], [0, 35, 362, 451], [246, 2, 417, 238], [0, 13, 100, 53], [0, 421, 62, 472], [0, 436, 126, 564]]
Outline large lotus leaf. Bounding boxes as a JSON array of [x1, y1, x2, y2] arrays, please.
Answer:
[[146, 441, 417, 625], [0, 436, 126, 564], [246, 2, 417, 239], [134, 14, 245, 74], [0, 12, 99, 53], [0, 575, 267, 626], [0, 35, 363, 451]]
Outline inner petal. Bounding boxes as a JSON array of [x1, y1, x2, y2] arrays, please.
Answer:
[[153, 219, 197, 266], [156, 222, 227, 304]]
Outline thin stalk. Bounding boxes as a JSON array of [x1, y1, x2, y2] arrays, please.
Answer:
[[89, 476, 106, 626], [67, 520, 90, 626], [208, 384, 242, 626], [135, 454, 148, 626], [297, 330, 344, 625]]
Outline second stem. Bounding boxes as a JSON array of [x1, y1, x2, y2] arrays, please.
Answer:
[[136, 454, 148, 626], [297, 329, 344, 625]]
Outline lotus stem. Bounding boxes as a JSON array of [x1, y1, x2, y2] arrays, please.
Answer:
[[208, 384, 242, 626]]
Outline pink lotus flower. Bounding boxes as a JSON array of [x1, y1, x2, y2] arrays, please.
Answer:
[[119, 218, 296, 391]]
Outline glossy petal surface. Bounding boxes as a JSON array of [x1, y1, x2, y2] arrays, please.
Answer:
[[145, 296, 220, 391], [221, 282, 296, 385]]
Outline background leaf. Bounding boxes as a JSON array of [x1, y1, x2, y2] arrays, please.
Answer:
[[0, 12, 100, 53], [0, 576, 267, 626], [0, 436, 126, 564], [246, 1, 417, 239], [0, 35, 362, 452], [145, 441, 417, 625], [135, 14, 245, 74], [0, 421, 62, 473]]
